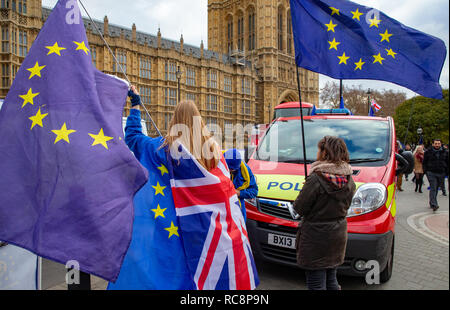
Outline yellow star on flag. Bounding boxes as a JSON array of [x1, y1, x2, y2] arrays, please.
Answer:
[[368, 16, 382, 28], [26, 62, 46, 79], [351, 8, 364, 21], [152, 182, 166, 196], [373, 53, 385, 65], [19, 88, 40, 108], [151, 204, 167, 219], [88, 128, 114, 149], [165, 222, 179, 238], [329, 7, 340, 16], [385, 48, 397, 59], [52, 123, 76, 144], [45, 42, 67, 56], [328, 38, 341, 51], [354, 58, 366, 70], [379, 29, 393, 42], [338, 52, 350, 65], [29, 108, 48, 130], [325, 20, 338, 32], [157, 164, 169, 176], [73, 41, 90, 55]]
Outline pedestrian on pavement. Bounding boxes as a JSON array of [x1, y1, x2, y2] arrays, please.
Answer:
[[395, 141, 409, 191], [224, 149, 258, 222], [405, 143, 412, 181], [423, 139, 449, 211], [293, 136, 356, 290], [413, 145, 425, 193]]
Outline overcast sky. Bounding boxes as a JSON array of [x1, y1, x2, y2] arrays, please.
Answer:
[[43, 0, 449, 100]]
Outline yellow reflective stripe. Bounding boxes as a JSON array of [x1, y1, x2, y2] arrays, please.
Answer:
[[236, 162, 251, 191], [386, 183, 396, 217]]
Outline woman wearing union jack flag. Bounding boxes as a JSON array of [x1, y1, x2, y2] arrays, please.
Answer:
[[109, 86, 258, 290]]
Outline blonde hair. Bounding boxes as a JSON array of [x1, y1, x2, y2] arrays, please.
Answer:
[[162, 100, 220, 171], [413, 145, 424, 155]]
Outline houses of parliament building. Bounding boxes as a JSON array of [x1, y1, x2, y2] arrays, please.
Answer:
[[0, 0, 319, 137]]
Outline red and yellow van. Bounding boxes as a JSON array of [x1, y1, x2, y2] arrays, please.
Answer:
[[245, 110, 397, 282]]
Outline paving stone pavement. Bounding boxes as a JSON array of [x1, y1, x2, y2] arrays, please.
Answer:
[[43, 176, 449, 290]]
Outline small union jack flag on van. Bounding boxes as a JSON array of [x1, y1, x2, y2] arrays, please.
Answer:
[[371, 99, 382, 112]]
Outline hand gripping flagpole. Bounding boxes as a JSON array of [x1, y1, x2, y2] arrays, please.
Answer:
[[78, 0, 162, 137]]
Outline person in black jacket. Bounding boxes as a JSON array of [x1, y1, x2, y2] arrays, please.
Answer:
[[293, 136, 356, 290], [423, 139, 449, 211]]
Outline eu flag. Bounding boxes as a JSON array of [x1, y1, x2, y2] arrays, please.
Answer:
[[289, 0, 447, 99], [0, 0, 148, 282]]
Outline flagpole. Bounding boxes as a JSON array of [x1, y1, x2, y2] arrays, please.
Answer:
[[296, 66, 308, 177], [339, 79, 343, 101], [78, 0, 162, 137], [403, 101, 415, 146]]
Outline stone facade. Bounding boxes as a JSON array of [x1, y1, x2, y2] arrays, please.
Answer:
[[1, 0, 319, 138], [207, 0, 319, 123]]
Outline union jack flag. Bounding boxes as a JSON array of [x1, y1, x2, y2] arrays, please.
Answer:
[[168, 143, 259, 290], [371, 99, 382, 112]]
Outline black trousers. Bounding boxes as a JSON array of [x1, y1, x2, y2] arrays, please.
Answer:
[[305, 268, 340, 290]]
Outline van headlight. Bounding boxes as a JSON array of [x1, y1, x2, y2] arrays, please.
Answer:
[[347, 183, 387, 218]]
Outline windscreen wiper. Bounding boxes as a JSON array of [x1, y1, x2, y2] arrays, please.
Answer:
[[349, 158, 385, 163], [281, 159, 315, 164]]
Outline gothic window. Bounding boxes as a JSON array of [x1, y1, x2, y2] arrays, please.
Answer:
[[113, 50, 127, 74], [224, 98, 233, 113], [224, 75, 232, 92], [278, 7, 284, 51], [248, 10, 255, 51], [207, 70, 217, 89], [139, 86, 151, 105], [227, 16, 233, 53], [287, 10, 293, 55], [91, 46, 97, 67], [139, 57, 151, 79], [165, 88, 177, 106], [186, 67, 196, 86], [18, 30, 27, 57], [237, 13, 244, 51], [206, 95, 218, 111], [165, 61, 177, 81]]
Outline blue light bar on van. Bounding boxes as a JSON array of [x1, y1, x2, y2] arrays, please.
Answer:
[[312, 108, 352, 115]]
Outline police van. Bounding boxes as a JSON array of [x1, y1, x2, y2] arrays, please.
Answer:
[[245, 108, 399, 282]]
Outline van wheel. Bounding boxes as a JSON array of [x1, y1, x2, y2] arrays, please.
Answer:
[[380, 236, 394, 283]]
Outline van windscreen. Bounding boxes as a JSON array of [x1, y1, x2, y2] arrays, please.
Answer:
[[256, 119, 390, 165]]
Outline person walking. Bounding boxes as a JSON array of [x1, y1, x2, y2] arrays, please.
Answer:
[[423, 139, 449, 211], [396, 141, 405, 191], [413, 145, 425, 193], [404, 144, 412, 181], [293, 136, 356, 290], [224, 149, 258, 222]]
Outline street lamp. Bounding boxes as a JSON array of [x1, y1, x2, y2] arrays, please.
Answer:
[[367, 88, 372, 115], [176, 65, 183, 103], [417, 127, 423, 145]]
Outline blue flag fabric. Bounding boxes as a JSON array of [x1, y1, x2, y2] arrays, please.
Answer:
[[289, 0, 447, 99], [369, 106, 375, 117], [108, 109, 196, 290], [0, 0, 148, 282]]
